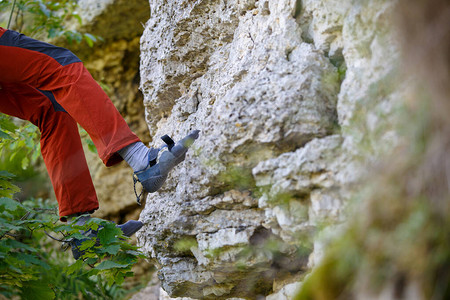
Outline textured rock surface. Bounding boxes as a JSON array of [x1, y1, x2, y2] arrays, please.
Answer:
[[137, 0, 400, 299]]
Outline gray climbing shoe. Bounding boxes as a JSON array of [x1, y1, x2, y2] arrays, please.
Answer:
[[133, 130, 200, 203], [70, 218, 143, 260]]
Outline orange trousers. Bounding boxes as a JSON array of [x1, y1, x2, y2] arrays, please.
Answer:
[[0, 28, 140, 218]]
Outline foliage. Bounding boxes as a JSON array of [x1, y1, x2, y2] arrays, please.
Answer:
[[61, 217, 146, 287], [0, 115, 41, 178], [0, 172, 145, 299], [0, 0, 100, 46]]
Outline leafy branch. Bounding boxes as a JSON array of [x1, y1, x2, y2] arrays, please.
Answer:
[[0, 184, 145, 299], [1, 0, 101, 46]]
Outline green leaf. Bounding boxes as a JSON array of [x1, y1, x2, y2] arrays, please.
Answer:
[[31, 147, 40, 163], [88, 221, 100, 232], [72, 12, 82, 24], [21, 156, 29, 169], [94, 260, 128, 270], [80, 251, 97, 259], [84, 33, 97, 43], [2, 180, 21, 192], [48, 27, 56, 38], [74, 32, 82, 43], [66, 259, 84, 275], [78, 239, 96, 251], [102, 244, 120, 255], [0, 170, 15, 178], [39, 2, 51, 18], [4, 239, 37, 252], [0, 222, 22, 231], [0, 116, 18, 132], [125, 250, 143, 256], [0, 129, 14, 140], [66, 232, 89, 240], [21, 280, 55, 300], [15, 252, 50, 269], [84, 34, 94, 47], [0, 197, 23, 211], [113, 272, 125, 285], [16, 219, 44, 226], [123, 271, 135, 278], [86, 138, 97, 154], [0, 188, 19, 198], [97, 224, 121, 245], [52, 225, 74, 232], [85, 257, 98, 265]]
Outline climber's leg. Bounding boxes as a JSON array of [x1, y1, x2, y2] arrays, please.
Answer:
[[0, 27, 200, 195], [0, 83, 99, 218], [0, 27, 141, 167], [49, 63, 142, 166]]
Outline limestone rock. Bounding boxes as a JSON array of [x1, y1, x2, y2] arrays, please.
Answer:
[[136, 0, 401, 298], [77, 0, 150, 42], [266, 281, 302, 300]]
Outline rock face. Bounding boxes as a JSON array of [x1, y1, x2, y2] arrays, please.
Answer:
[[137, 0, 400, 298]]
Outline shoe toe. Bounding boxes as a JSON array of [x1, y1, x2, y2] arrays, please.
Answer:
[[118, 220, 143, 237]]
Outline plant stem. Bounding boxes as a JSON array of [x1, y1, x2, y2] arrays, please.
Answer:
[[7, 0, 18, 29]]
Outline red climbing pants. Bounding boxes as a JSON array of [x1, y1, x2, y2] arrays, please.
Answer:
[[0, 27, 141, 218]]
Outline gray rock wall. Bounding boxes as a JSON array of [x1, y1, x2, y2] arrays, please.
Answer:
[[137, 0, 400, 299]]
